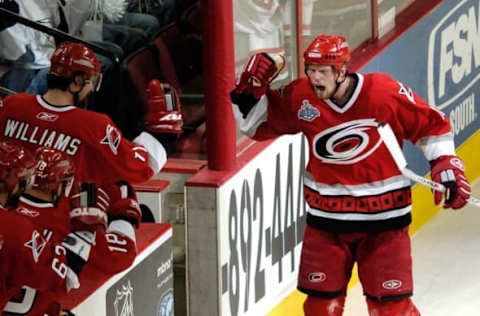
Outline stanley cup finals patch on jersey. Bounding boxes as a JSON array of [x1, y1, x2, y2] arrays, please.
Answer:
[[298, 100, 320, 122]]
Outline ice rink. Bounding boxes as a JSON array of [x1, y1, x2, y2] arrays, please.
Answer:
[[344, 179, 480, 315]]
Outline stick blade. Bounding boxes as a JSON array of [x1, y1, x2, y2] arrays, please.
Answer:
[[377, 122, 408, 171]]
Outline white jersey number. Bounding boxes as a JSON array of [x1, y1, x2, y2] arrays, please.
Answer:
[[3, 286, 37, 314]]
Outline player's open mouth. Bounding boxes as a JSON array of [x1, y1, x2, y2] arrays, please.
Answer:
[[313, 85, 325, 93]]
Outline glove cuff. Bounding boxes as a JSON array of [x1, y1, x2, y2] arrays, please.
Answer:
[[230, 89, 260, 118], [109, 198, 141, 228]]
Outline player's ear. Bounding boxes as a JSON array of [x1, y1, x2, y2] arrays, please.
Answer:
[[71, 73, 84, 89], [336, 66, 347, 83]]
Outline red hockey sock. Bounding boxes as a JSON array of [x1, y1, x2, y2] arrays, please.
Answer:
[[366, 297, 420, 316], [303, 295, 346, 316]]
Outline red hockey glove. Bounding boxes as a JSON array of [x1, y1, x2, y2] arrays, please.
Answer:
[[234, 52, 285, 99], [45, 302, 76, 316], [430, 155, 471, 209], [45, 302, 76, 315], [146, 79, 184, 135], [101, 181, 142, 228], [70, 183, 109, 232]]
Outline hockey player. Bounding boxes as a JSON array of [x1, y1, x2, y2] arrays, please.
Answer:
[[231, 34, 471, 315], [3, 147, 141, 316], [0, 142, 80, 312], [0, 41, 168, 185]]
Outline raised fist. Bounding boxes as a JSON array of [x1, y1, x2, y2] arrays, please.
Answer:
[[70, 183, 109, 232], [234, 52, 285, 99], [430, 155, 471, 209], [146, 79, 183, 135], [101, 181, 142, 228]]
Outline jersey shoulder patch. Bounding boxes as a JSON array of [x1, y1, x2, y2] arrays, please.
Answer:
[[397, 81, 416, 104]]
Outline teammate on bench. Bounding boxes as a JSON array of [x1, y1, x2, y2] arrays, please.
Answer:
[[3, 147, 142, 316], [0, 41, 181, 185], [0, 143, 80, 314]]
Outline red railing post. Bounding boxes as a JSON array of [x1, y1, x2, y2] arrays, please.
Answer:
[[202, 0, 236, 170]]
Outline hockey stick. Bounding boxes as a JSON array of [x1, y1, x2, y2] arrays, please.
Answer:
[[377, 122, 480, 208]]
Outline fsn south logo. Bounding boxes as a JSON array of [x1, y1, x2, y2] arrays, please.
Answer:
[[428, 0, 480, 109], [113, 280, 134, 316]]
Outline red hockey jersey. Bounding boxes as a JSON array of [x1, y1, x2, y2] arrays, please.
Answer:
[[0, 208, 70, 312], [2, 196, 137, 315], [234, 73, 455, 232], [0, 93, 166, 185]]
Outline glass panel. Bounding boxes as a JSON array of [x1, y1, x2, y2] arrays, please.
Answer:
[[233, 0, 299, 141], [309, 0, 372, 50], [0, 1, 207, 160], [377, 0, 415, 37], [233, 0, 298, 89]]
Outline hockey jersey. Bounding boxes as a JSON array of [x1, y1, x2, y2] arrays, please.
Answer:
[[234, 73, 455, 232], [0, 93, 166, 185], [0, 207, 70, 312], [3, 195, 137, 315]]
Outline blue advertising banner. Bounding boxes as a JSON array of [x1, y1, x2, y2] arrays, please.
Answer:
[[360, 0, 480, 175]]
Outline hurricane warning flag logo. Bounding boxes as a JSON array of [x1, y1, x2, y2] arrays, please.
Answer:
[[101, 124, 121, 155]]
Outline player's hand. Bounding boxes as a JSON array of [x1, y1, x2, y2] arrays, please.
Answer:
[[62, 230, 95, 274], [44, 302, 76, 316], [146, 80, 184, 134], [234, 52, 285, 99], [430, 155, 471, 209], [101, 181, 142, 228], [70, 183, 109, 232]]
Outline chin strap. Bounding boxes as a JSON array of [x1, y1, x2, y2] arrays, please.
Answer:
[[331, 71, 348, 99], [68, 80, 91, 108], [67, 86, 81, 107]]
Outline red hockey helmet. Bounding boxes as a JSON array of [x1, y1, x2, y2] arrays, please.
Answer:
[[304, 35, 351, 70], [0, 142, 35, 194], [32, 147, 75, 195], [50, 42, 101, 79]]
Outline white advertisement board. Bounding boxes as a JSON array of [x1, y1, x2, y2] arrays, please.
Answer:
[[217, 134, 308, 316]]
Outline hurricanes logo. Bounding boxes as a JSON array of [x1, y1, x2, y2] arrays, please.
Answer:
[[382, 279, 402, 290], [101, 124, 121, 155], [308, 272, 326, 283], [113, 280, 134, 316], [312, 119, 382, 164]]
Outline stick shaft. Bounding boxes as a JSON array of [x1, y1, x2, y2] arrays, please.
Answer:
[[377, 122, 480, 208]]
